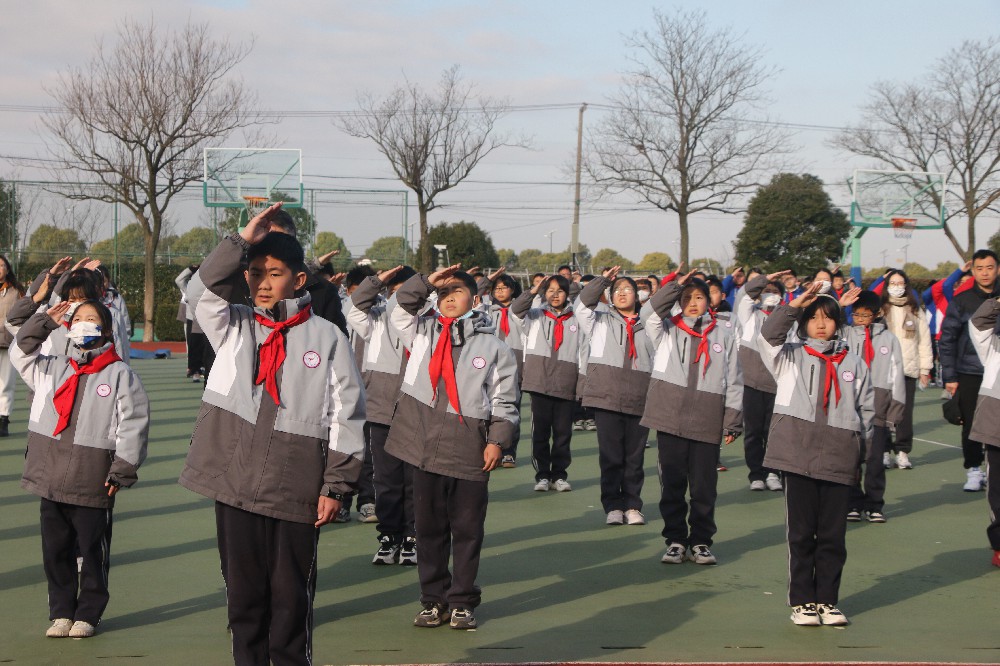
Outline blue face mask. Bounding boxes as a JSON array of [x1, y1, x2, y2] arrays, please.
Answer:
[[67, 321, 103, 349], [458, 310, 476, 320]]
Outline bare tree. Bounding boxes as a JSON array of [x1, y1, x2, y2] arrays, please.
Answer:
[[42, 18, 270, 340], [584, 9, 791, 265], [337, 65, 528, 272], [833, 38, 1000, 260]]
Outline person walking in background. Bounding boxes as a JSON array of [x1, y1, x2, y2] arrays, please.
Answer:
[[0, 255, 25, 437]]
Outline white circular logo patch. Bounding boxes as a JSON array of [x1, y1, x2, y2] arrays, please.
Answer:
[[725, 321, 733, 328], [712, 342, 723, 353], [302, 351, 321, 369], [842, 370, 855, 383], [569, 324, 578, 333], [879, 345, 889, 355], [95, 383, 112, 398], [472, 356, 487, 369]]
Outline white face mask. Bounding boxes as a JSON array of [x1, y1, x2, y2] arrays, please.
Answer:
[[637, 289, 650, 303], [67, 321, 104, 348], [761, 293, 781, 309], [887, 285, 907, 298], [816, 280, 832, 295]]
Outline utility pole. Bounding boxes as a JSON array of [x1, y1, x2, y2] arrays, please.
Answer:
[[571, 103, 587, 271], [544, 230, 555, 254]]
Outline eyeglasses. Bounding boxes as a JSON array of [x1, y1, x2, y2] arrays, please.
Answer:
[[853, 313, 875, 321], [613, 288, 635, 295]]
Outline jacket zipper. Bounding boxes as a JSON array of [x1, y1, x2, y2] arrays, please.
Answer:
[[253, 343, 262, 380], [680, 337, 687, 364], [808, 365, 815, 396]]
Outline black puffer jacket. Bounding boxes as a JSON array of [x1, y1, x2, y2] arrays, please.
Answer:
[[939, 282, 1000, 381]]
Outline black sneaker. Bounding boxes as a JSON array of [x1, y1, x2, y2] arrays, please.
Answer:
[[399, 537, 417, 566], [450, 607, 477, 630], [372, 534, 400, 565], [413, 603, 450, 628]]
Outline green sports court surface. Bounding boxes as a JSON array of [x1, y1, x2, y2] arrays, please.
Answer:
[[0, 357, 997, 665]]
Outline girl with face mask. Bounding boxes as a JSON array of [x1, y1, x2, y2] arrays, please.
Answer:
[[877, 270, 932, 470], [0, 254, 25, 437]]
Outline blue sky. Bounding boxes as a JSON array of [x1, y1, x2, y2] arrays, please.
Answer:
[[2, 0, 999, 269]]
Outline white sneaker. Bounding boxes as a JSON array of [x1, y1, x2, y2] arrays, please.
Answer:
[[553, 479, 572, 492], [69, 620, 95, 638], [883, 452, 894, 469], [624, 509, 646, 525], [765, 473, 783, 491], [790, 603, 821, 626], [606, 510, 624, 525], [817, 603, 849, 626], [660, 543, 686, 564], [45, 618, 73, 638], [533, 479, 551, 492], [688, 544, 717, 565], [964, 466, 985, 492], [895, 451, 913, 469], [749, 480, 766, 491]]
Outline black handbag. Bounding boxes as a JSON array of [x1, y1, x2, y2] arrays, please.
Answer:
[[942, 391, 963, 426]]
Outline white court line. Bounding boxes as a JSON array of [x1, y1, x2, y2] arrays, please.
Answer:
[[913, 436, 961, 450]]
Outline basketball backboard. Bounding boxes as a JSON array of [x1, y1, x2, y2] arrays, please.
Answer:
[[203, 148, 303, 209]]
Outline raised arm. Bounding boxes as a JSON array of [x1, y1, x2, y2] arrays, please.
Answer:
[[390, 273, 434, 349], [9, 303, 70, 391], [649, 279, 683, 320]]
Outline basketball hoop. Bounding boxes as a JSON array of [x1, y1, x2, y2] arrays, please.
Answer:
[[891, 217, 917, 239], [242, 196, 271, 220]]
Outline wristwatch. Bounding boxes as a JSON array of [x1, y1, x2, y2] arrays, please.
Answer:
[[323, 489, 345, 502]]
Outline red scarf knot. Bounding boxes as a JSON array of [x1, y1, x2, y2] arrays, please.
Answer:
[[429, 316, 462, 420], [52, 345, 122, 436], [624, 314, 639, 360], [862, 326, 875, 368], [543, 310, 574, 352], [670, 314, 717, 376], [803, 345, 850, 413], [254, 305, 312, 405]]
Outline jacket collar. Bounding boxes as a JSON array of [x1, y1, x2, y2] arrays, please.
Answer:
[[436, 309, 496, 342], [804, 337, 843, 355], [69, 340, 114, 365], [254, 292, 313, 323]]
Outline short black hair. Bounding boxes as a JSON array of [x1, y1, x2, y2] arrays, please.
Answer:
[[247, 232, 306, 274], [972, 248, 999, 264], [557, 265, 572, 273], [796, 295, 842, 338], [531, 272, 545, 280], [635, 278, 652, 290], [705, 276, 723, 291], [344, 265, 376, 289], [491, 273, 522, 299], [386, 265, 416, 288], [852, 290, 881, 316], [580, 274, 596, 284], [438, 270, 478, 297], [270, 210, 297, 237], [541, 274, 571, 295], [60, 268, 102, 301]]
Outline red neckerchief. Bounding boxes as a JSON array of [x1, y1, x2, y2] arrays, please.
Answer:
[[254, 305, 312, 405], [543, 310, 574, 351], [498, 306, 510, 337], [52, 345, 122, 436], [803, 345, 850, 412], [862, 326, 875, 368], [429, 316, 462, 420], [670, 313, 717, 376], [623, 313, 639, 360]]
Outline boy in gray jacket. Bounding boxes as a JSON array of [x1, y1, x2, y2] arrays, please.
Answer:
[[178, 204, 366, 665], [387, 264, 520, 631], [12, 299, 149, 639]]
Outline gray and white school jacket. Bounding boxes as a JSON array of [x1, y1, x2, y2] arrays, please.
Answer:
[[345, 276, 408, 427], [841, 322, 906, 428], [967, 298, 1000, 447], [575, 276, 654, 416], [177, 235, 366, 525], [487, 301, 525, 380], [510, 290, 581, 401], [758, 305, 875, 486], [12, 314, 149, 509], [640, 281, 743, 443], [386, 274, 520, 482], [735, 275, 779, 393]]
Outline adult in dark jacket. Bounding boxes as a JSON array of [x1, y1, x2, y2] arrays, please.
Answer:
[[938, 248, 1000, 491]]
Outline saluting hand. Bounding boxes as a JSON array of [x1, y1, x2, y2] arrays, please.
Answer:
[[240, 202, 284, 245]]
